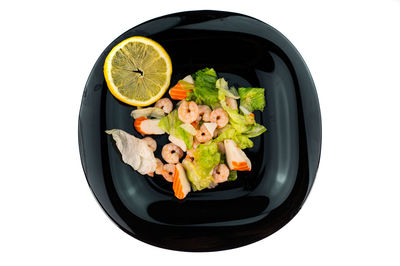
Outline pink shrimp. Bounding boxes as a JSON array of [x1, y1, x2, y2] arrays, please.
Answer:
[[178, 101, 199, 123], [155, 158, 164, 175], [142, 137, 157, 152], [226, 97, 238, 110], [186, 148, 196, 161], [195, 124, 213, 143], [210, 108, 229, 128], [197, 105, 211, 122], [161, 164, 176, 182], [212, 164, 230, 183], [155, 98, 173, 114], [162, 143, 184, 164]]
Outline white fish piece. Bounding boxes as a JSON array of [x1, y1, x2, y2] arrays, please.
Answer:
[[136, 138, 157, 174], [224, 139, 251, 171], [106, 129, 156, 174], [203, 122, 217, 137], [182, 75, 194, 84], [130, 107, 165, 119], [168, 135, 187, 152]]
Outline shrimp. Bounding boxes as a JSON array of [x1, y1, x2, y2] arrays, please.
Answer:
[[155, 158, 164, 175], [186, 148, 196, 160], [212, 164, 230, 183], [197, 105, 211, 122], [226, 97, 238, 110], [210, 108, 229, 128], [178, 101, 199, 123], [162, 164, 176, 182], [195, 124, 213, 143], [217, 141, 225, 154], [142, 137, 157, 152], [155, 98, 173, 114], [162, 143, 184, 164]]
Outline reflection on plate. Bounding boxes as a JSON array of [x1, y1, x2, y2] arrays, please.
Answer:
[[78, 10, 322, 252]]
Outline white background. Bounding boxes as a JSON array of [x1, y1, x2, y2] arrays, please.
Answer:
[[1, 0, 399, 265]]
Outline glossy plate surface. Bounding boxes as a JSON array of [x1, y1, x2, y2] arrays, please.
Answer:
[[78, 10, 322, 252]]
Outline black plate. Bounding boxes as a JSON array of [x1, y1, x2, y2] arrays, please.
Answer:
[[78, 10, 322, 252]]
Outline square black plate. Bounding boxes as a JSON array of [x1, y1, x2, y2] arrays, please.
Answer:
[[78, 10, 321, 252]]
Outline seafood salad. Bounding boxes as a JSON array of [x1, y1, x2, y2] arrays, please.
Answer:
[[106, 68, 267, 199]]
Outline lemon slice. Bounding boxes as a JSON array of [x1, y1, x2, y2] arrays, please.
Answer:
[[104, 36, 172, 106]]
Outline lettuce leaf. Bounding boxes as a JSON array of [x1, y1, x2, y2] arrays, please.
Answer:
[[213, 126, 254, 149], [194, 142, 221, 172], [158, 110, 193, 149], [234, 135, 254, 149], [228, 170, 238, 181], [238, 87, 265, 112], [189, 85, 219, 106], [216, 78, 240, 99], [181, 142, 221, 191], [243, 123, 267, 138], [194, 68, 217, 88], [186, 68, 219, 106], [182, 159, 215, 191]]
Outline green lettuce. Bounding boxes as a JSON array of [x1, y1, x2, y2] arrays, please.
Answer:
[[182, 160, 214, 191], [213, 126, 254, 149], [216, 78, 239, 99], [243, 123, 267, 138], [238, 87, 266, 112], [194, 142, 221, 172], [186, 68, 219, 106], [215, 82, 266, 144], [158, 110, 193, 149], [194, 68, 217, 88], [228, 170, 238, 181], [182, 142, 221, 191]]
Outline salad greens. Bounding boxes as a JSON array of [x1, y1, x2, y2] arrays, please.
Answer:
[[238, 87, 266, 112], [182, 142, 222, 191], [187, 68, 220, 106], [158, 110, 193, 149], [116, 67, 269, 199], [182, 159, 215, 191]]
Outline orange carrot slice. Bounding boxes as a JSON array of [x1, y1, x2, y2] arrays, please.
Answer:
[[169, 82, 193, 100]]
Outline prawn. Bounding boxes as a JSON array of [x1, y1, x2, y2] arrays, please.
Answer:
[[162, 143, 184, 164], [155, 98, 173, 114], [178, 101, 199, 123], [226, 97, 238, 110], [185, 148, 196, 161], [161, 164, 176, 182], [212, 164, 230, 183], [197, 105, 211, 122], [142, 137, 157, 152], [155, 158, 164, 175], [210, 108, 229, 128], [195, 124, 213, 143]]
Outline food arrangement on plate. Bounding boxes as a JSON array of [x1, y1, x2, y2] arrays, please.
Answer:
[[104, 36, 267, 199]]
